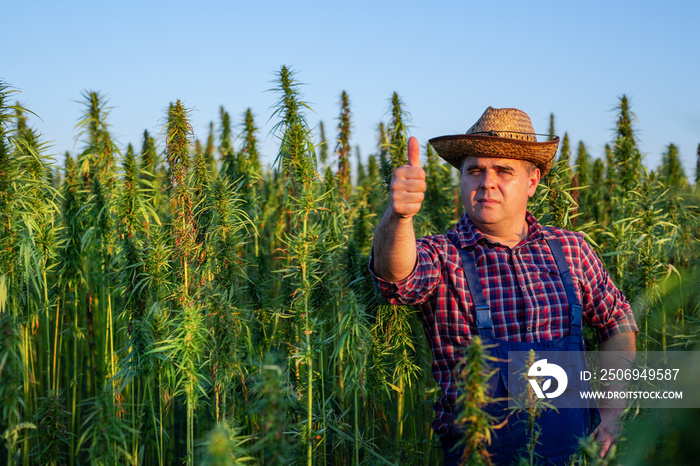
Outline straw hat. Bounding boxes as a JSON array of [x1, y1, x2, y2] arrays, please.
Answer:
[[428, 107, 559, 175]]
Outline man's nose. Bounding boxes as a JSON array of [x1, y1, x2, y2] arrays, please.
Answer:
[[481, 169, 497, 189]]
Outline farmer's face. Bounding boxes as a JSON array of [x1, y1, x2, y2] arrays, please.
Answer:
[[460, 156, 540, 235]]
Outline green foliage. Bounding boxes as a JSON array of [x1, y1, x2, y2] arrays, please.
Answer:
[[1, 75, 698, 466], [659, 143, 688, 190], [508, 350, 556, 465], [547, 113, 556, 141], [0, 312, 25, 456], [219, 106, 235, 184], [200, 422, 254, 465], [335, 90, 352, 199], [239, 108, 262, 192], [76, 388, 137, 465], [248, 357, 297, 463], [454, 336, 498, 466], [424, 141, 459, 234], [270, 66, 315, 181], [31, 391, 71, 466], [557, 132, 572, 187], [573, 140, 596, 225], [610, 95, 644, 219], [317, 120, 329, 167], [381, 92, 410, 187], [530, 156, 579, 230]]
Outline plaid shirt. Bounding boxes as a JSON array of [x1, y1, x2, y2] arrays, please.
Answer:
[[370, 212, 637, 435]]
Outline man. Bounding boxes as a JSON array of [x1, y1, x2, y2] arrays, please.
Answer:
[[370, 107, 637, 465]]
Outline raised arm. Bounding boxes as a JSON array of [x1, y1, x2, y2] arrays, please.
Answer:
[[372, 137, 427, 282]]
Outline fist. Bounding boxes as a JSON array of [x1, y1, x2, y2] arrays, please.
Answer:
[[390, 137, 426, 219]]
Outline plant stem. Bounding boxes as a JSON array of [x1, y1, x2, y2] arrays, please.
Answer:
[[303, 214, 314, 466], [52, 300, 60, 391], [354, 389, 360, 466]]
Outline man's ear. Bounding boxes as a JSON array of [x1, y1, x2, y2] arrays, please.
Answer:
[[527, 168, 541, 197]]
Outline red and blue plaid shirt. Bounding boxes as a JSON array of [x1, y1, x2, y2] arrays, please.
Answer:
[[370, 212, 637, 435]]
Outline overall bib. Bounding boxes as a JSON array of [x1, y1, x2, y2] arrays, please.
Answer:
[[443, 238, 600, 465]]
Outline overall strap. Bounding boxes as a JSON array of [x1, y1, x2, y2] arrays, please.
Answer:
[[544, 236, 583, 337], [451, 239, 494, 339]]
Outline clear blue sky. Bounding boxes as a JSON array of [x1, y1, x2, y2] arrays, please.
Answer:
[[6, 0, 699, 179]]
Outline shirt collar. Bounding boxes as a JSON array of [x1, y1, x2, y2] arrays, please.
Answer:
[[453, 211, 544, 249]]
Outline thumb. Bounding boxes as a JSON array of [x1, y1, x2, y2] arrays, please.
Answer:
[[407, 136, 421, 167]]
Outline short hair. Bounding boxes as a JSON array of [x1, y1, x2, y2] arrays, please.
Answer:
[[523, 160, 538, 174]]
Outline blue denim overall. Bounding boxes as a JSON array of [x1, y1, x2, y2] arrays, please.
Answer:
[[443, 238, 600, 465]]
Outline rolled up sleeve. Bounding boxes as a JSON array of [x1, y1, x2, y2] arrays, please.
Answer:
[[579, 239, 638, 342], [368, 237, 445, 306]]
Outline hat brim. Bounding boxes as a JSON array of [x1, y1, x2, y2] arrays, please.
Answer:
[[429, 134, 559, 175]]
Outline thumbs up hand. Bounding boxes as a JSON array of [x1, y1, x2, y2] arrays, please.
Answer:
[[389, 137, 426, 220]]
